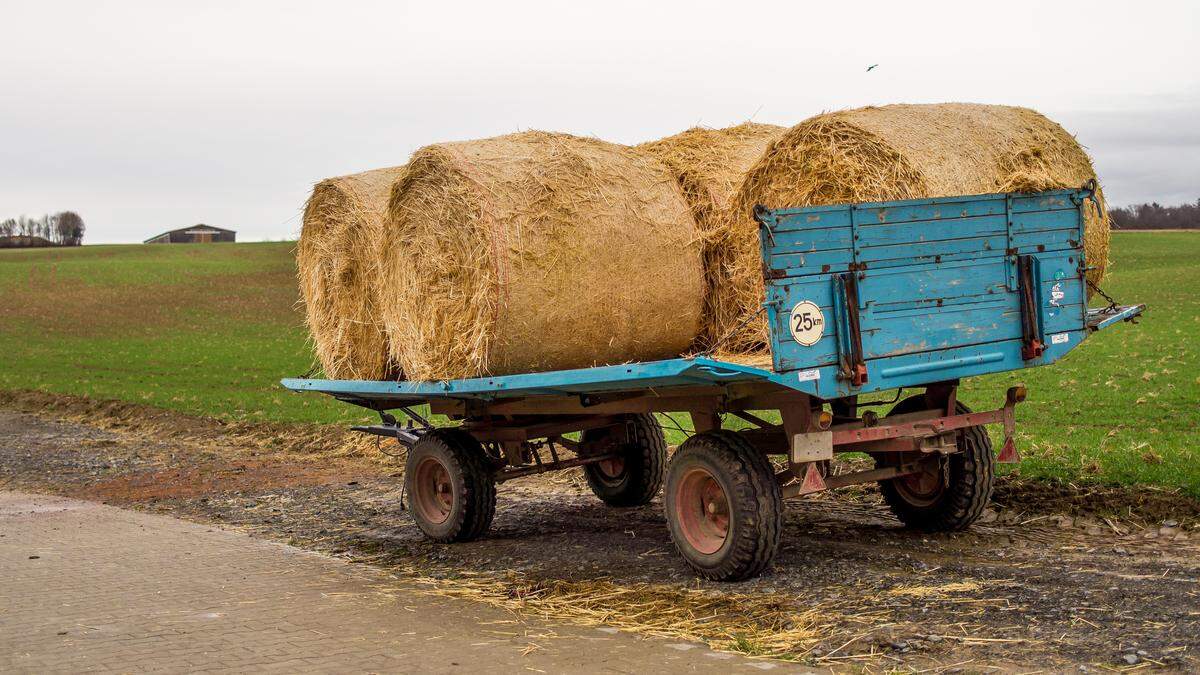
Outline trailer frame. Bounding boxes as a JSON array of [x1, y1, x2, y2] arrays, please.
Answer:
[[282, 185, 1143, 580]]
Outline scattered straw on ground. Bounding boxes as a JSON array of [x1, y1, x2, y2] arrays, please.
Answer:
[[380, 130, 704, 381], [390, 568, 833, 661], [723, 103, 1113, 351], [297, 166, 407, 380], [887, 581, 982, 598]]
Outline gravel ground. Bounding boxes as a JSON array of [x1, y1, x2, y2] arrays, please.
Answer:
[[3, 405, 1198, 671]]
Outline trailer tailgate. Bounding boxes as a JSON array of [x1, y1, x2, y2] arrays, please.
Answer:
[[757, 186, 1104, 398]]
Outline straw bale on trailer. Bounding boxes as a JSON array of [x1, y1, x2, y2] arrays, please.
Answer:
[[381, 131, 705, 381], [720, 103, 1112, 352], [637, 123, 786, 348], [297, 166, 407, 380]]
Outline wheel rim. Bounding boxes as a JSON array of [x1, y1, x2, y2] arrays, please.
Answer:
[[895, 460, 945, 507], [412, 456, 454, 525], [674, 467, 729, 555], [594, 456, 626, 483]]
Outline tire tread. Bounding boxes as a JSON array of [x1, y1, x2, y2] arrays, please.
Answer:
[[879, 401, 994, 531], [583, 414, 666, 507], [666, 430, 782, 581], [407, 428, 496, 543]]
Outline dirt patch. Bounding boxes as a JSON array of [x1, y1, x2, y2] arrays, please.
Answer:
[[3, 402, 1198, 670], [80, 459, 372, 502], [994, 477, 1200, 528], [0, 389, 378, 461]]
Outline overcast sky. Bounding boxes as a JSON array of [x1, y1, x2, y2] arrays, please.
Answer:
[[2, 1, 1197, 243]]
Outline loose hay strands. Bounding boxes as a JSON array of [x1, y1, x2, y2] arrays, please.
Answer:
[[381, 131, 705, 381], [723, 103, 1114, 352], [398, 569, 832, 660], [887, 581, 983, 598], [637, 123, 786, 348], [298, 166, 408, 380]]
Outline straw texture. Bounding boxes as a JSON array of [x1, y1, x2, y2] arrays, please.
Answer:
[[381, 131, 704, 380], [723, 103, 1112, 351], [297, 166, 407, 380], [637, 123, 786, 347]]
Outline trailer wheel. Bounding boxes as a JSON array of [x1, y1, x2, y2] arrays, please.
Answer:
[[580, 414, 666, 507], [405, 429, 497, 543], [664, 430, 782, 581], [877, 397, 994, 531]]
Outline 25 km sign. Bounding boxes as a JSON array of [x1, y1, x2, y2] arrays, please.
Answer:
[[788, 301, 825, 346]]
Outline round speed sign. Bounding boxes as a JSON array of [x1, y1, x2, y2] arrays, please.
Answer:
[[788, 301, 825, 346]]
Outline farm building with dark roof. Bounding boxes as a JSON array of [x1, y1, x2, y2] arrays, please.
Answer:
[[144, 224, 236, 244]]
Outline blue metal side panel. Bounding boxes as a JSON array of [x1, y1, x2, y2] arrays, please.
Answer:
[[760, 187, 1093, 398]]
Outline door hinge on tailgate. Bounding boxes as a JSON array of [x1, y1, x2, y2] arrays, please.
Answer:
[[832, 272, 868, 386], [1016, 255, 1045, 360]]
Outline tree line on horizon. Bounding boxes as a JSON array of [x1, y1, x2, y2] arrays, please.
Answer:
[[0, 212, 86, 246], [1109, 199, 1199, 230]]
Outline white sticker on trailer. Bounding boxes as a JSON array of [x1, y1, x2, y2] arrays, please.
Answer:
[[796, 369, 821, 382], [1050, 332, 1070, 344]]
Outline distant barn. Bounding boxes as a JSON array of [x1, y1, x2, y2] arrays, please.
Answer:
[[144, 224, 236, 244]]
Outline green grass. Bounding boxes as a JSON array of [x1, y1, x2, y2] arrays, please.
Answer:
[[2, 234, 1197, 493], [963, 232, 1198, 493], [0, 243, 364, 425]]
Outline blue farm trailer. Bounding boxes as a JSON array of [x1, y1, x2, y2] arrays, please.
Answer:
[[284, 183, 1142, 581]]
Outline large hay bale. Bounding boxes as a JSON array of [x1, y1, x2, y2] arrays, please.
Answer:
[[297, 165, 407, 380], [381, 131, 705, 381], [637, 123, 786, 347], [722, 103, 1112, 352]]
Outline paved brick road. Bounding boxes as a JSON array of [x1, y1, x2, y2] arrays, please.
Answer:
[[0, 491, 793, 673]]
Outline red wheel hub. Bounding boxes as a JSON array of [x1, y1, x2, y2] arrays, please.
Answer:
[[412, 456, 454, 524], [595, 456, 625, 480], [896, 460, 945, 507], [674, 467, 729, 555]]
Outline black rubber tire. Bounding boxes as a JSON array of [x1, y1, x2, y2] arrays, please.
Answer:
[[664, 430, 782, 581], [581, 414, 667, 507], [405, 428, 497, 543], [877, 397, 994, 532]]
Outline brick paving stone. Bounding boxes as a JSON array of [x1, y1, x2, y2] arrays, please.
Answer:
[[1, 491, 795, 673]]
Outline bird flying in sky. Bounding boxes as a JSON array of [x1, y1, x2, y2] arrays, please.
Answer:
[[866, 64, 879, 72]]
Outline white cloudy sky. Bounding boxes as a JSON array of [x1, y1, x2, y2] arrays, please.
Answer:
[[2, 0, 1197, 243]]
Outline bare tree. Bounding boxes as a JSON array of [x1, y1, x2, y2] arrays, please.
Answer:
[[1109, 199, 1200, 230], [54, 211, 85, 245], [1, 212, 85, 245]]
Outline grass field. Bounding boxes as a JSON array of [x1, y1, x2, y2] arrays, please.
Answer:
[[2, 234, 1197, 494]]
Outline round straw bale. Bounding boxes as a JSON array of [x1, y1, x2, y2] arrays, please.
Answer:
[[637, 123, 786, 348], [297, 165, 407, 380], [722, 103, 1111, 352], [381, 131, 704, 381]]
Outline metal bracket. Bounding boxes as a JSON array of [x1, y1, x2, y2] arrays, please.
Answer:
[[832, 273, 868, 386], [997, 384, 1024, 463], [753, 204, 776, 247], [350, 407, 434, 449], [1016, 255, 1045, 360]]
